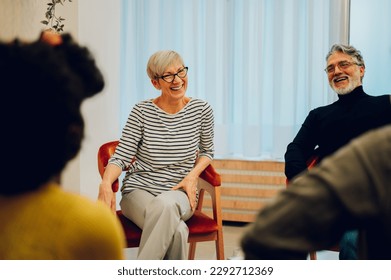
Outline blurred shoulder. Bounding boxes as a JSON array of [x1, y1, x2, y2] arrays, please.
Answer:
[[52, 186, 125, 258], [355, 125, 391, 147]]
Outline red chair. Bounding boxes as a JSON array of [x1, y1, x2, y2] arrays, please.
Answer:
[[98, 140, 225, 260]]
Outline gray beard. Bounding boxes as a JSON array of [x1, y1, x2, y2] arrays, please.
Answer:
[[334, 85, 354, 95], [332, 80, 361, 95]]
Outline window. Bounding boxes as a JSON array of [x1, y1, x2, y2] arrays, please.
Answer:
[[120, 0, 349, 160], [350, 0, 391, 95]]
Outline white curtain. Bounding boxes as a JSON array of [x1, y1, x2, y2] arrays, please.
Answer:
[[350, 0, 391, 95], [120, 0, 349, 160]]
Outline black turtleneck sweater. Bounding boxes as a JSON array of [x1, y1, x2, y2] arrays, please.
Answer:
[[285, 86, 391, 180]]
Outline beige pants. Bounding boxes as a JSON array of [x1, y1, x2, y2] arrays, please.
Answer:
[[120, 189, 193, 260]]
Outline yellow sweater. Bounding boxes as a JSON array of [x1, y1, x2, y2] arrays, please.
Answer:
[[0, 183, 125, 259]]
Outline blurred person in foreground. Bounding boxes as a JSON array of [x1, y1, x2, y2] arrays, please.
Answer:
[[242, 125, 391, 260], [0, 31, 125, 260]]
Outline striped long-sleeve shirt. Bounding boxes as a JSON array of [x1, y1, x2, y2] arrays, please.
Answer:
[[108, 98, 214, 196]]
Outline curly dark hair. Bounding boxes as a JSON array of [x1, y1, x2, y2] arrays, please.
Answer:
[[0, 33, 104, 195]]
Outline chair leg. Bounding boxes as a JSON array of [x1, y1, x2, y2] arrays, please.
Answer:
[[215, 230, 225, 260], [188, 242, 196, 260], [309, 251, 317, 260]]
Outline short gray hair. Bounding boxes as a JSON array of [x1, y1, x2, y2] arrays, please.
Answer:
[[326, 44, 365, 68], [146, 50, 184, 80]]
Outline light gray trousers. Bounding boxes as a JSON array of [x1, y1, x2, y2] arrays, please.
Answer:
[[120, 189, 193, 260]]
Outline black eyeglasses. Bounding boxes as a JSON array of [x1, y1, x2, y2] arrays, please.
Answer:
[[324, 61, 361, 75], [156, 67, 188, 83]]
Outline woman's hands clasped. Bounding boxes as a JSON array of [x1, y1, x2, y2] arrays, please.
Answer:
[[172, 174, 198, 212]]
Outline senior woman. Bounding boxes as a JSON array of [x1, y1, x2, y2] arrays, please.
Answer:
[[98, 50, 214, 260]]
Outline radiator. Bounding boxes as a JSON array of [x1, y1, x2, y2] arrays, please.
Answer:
[[203, 159, 286, 223]]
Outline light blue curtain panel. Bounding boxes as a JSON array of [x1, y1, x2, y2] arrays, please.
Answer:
[[350, 0, 391, 96], [119, 0, 349, 160]]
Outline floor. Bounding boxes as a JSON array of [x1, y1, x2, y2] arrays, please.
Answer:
[[193, 221, 249, 260], [123, 221, 339, 260], [123, 221, 249, 260]]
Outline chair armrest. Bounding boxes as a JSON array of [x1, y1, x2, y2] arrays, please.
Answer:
[[98, 140, 119, 176], [197, 165, 223, 226], [97, 140, 121, 192], [306, 156, 319, 169], [112, 180, 119, 193], [199, 164, 221, 187]]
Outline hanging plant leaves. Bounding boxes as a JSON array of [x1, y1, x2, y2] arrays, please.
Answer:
[[40, 0, 72, 33]]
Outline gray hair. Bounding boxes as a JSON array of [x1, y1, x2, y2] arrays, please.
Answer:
[[146, 50, 184, 80], [326, 44, 365, 68]]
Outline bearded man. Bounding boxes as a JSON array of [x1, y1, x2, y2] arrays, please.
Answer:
[[284, 44, 391, 259]]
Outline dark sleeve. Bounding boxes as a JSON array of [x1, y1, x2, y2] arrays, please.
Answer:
[[242, 125, 391, 260], [241, 177, 346, 259], [284, 110, 319, 180]]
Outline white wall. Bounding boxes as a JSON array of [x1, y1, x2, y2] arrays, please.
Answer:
[[0, 0, 64, 41], [0, 0, 79, 40], [77, 0, 122, 199]]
